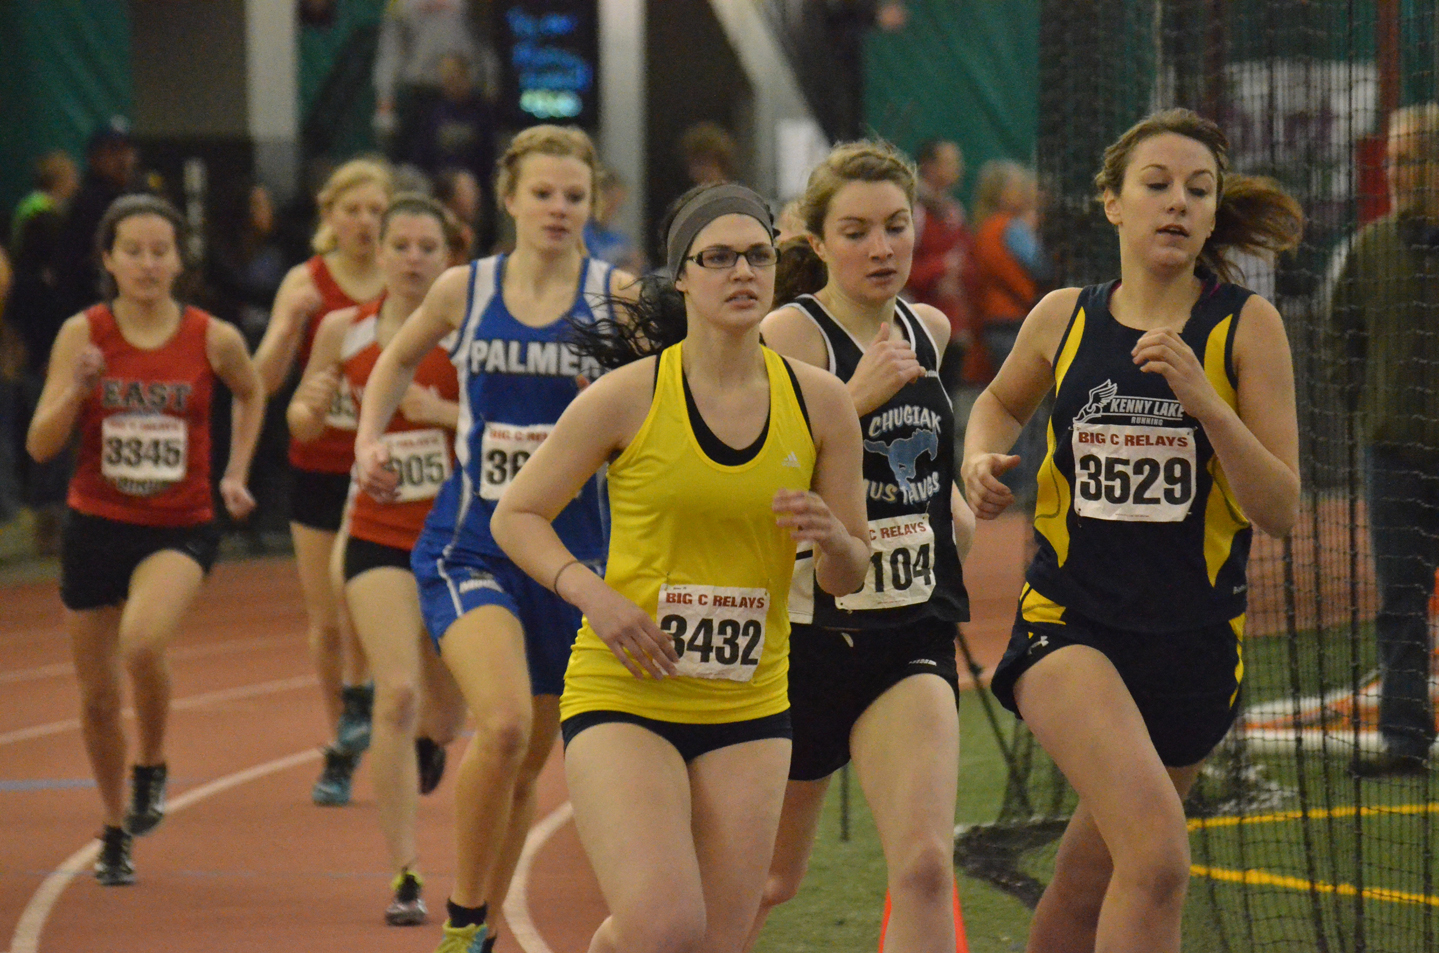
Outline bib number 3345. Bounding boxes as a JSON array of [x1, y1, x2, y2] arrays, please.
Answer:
[[657, 584, 768, 682], [1072, 423, 1195, 522]]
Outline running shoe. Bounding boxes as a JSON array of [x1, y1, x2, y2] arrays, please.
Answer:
[[95, 825, 135, 886], [386, 869, 428, 925], [311, 745, 360, 806], [417, 736, 447, 795], [335, 683, 374, 754], [434, 920, 487, 953], [124, 762, 167, 836]]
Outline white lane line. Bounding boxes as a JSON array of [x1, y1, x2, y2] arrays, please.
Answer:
[[503, 801, 574, 953], [0, 636, 298, 685], [7, 747, 320, 953], [0, 675, 316, 746]]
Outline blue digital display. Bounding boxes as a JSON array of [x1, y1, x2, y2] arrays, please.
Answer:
[[495, 1, 599, 128]]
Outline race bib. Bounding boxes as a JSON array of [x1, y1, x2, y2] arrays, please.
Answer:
[[101, 414, 187, 494], [381, 428, 451, 503], [479, 421, 552, 501], [836, 514, 936, 611], [1072, 423, 1196, 522], [325, 379, 359, 431], [657, 584, 768, 682]]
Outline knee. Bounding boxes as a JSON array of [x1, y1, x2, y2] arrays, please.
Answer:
[[613, 906, 706, 953], [890, 838, 954, 905], [471, 710, 530, 766], [77, 679, 122, 725], [760, 854, 809, 910], [373, 682, 419, 733], [1114, 831, 1190, 909]]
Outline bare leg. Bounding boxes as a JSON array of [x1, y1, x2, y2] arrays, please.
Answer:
[[291, 522, 345, 731], [329, 526, 369, 686], [1014, 647, 1194, 953], [850, 674, 959, 953], [68, 607, 125, 826], [564, 722, 705, 953], [488, 695, 562, 911], [345, 566, 425, 873], [119, 550, 204, 765], [688, 737, 792, 952], [439, 605, 535, 909], [741, 778, 830, 952]]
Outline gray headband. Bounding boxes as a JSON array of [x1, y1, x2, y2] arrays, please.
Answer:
[[666, 183, 774, 278]]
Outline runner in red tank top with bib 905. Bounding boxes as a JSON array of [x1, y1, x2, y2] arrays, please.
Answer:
[[25, 194, 265, 887], [289, 194, 465, 925], [253, 158, 392, 804]]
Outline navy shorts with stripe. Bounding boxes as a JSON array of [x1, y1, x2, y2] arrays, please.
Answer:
[[412, 536, 588, 697]]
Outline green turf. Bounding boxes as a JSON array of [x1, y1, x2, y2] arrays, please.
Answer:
[[753, 680, 1438, 953]]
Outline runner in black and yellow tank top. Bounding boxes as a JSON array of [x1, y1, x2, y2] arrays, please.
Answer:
[[486, 184, 871, 953], [962, 109, 1302, 953], [745, 140, 972, 953]]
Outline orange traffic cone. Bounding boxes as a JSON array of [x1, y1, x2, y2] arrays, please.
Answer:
[[878, 882, 968, 952]]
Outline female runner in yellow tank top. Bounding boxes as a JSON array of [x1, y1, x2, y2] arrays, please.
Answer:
[[491, 183, 872, 953]]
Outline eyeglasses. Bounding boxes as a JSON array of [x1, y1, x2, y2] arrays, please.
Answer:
[[686, 244, 779, 270]]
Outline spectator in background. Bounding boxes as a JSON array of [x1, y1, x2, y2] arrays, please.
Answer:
[[907, 139, 973, 397], [372, 0, 497, 164], [12, 150, 97, 554], [10, 151, 79, 249], [434, 168, 483, 261], [0, 246, 18, 527], [968, 159, 1049, 376], [1327, 103, 1439, 777], [583, 167, 645, 274], [679, 121, 740, 188], [207, 181, 291, 544], [52, 119, 144, 322], [409, 52, 497, 253]]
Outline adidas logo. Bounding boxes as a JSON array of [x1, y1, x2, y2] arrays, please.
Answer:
[[782, 451, 800, 468]]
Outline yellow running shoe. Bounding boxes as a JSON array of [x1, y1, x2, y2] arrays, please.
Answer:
[[435, 920, 487, 953]]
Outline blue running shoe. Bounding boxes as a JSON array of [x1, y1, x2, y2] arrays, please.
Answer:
[[335, 683, 374, 754], [311, 745, 360, 806]]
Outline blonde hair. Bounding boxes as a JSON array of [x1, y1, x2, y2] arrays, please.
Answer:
[[795, 139, 917, 238], [1389, 103, 1439, 151], [1095, 108, 1303, 283], [311, 157, 394, 254], [972, 160, 1036, 226], [494, 125, 598, 208]]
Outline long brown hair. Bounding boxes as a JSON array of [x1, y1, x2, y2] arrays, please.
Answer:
[[1096, 108, 1303, 283]]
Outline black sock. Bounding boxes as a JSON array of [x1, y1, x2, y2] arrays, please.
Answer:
[[447, 899, 487, 929]]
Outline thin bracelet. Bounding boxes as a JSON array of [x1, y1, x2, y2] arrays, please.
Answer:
[[551, 559, 583, 598]]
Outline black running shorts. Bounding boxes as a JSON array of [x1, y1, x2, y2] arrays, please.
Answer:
[[61, 509, 219, 610], [787, 616, 960, 782]]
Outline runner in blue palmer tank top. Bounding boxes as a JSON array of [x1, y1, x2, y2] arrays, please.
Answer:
[[353, 126, 636, 953]]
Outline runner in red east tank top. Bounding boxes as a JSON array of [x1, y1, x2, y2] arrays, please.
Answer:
[[69, 303, 216, 525], [25, 195, 264, 887], [251, 158, 392, 805], [289, 195, 466, 925], [287, 253, 374, 474]]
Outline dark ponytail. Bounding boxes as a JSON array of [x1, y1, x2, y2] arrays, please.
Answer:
[[568, 274, 687, 370], [773, 237, 827, 307]]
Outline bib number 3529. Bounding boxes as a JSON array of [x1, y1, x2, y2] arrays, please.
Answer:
[[657, 584, 768, 682], [1072, 423, 1196, 522], [480, 421, 552, 501]]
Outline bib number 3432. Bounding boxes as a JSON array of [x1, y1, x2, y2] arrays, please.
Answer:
[[657, 584, 768, 682], [1072, 423, 1196, 522]]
